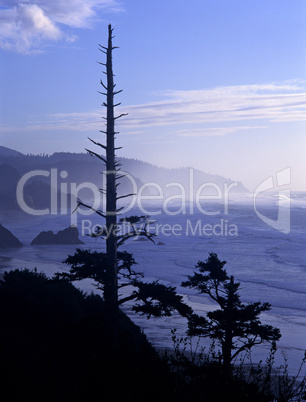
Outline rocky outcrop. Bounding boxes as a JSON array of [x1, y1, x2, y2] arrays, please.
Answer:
[[31, 226, 84, 245], [0, 224, 23, 248]]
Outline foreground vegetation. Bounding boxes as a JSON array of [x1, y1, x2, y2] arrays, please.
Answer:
[[0, 268, 305, 401]]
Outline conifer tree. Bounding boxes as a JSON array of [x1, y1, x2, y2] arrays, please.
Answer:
[[182, 253, 281, 376], [86, 24, 124, 340], [59, 25, 192, 347]]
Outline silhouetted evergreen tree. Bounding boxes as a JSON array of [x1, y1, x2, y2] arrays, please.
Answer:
[[56, 248, 192, 319], [65, 25, 191, 348], [73, 25, 145, 344], [181, 253, 281, 377]]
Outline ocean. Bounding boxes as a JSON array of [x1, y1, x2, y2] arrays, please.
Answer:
[[1, 191, 305, 375]]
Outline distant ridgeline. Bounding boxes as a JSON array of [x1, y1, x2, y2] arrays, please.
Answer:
[[0, 146, 248, 213]]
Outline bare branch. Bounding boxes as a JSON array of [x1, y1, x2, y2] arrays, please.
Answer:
[[116, 233, 135, 247], [116, 174, 127, 180], [117, 230, 155, 248], [88, 137, 107, 150], [114, 89, 123, 95], [100, 79, 107, 90], [95, 210, 107, 219], [77, 200, 106, 218], [85, 148, 107, 164], [114, 113, 128, 120], [119, 293, 138, 305], [116, 193, 135, 200]]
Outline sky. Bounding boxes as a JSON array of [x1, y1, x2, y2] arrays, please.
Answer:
[[0, 0, 306, 191]]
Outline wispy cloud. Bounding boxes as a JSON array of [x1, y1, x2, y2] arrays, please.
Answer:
[[114, 81, 306, 137], [2, 81, 306, 136], [176, 126, 269, 138], [0, 0, 123, 53]]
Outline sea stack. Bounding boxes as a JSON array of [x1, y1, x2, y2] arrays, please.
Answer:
[[0, 224, 23, 248], [31, 226, 84, 245]]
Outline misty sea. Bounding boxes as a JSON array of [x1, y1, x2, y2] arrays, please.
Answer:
[[1, 191, 305, 376]]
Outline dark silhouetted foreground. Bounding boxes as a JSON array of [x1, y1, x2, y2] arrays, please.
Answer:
[[0, 269, 305, 401], [0, 269, 174, 401]]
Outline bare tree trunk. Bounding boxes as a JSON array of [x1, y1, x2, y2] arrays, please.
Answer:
[[104, 24, 118, 347], [222, 276, 235, 379], [223, 333, 232, 379]]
